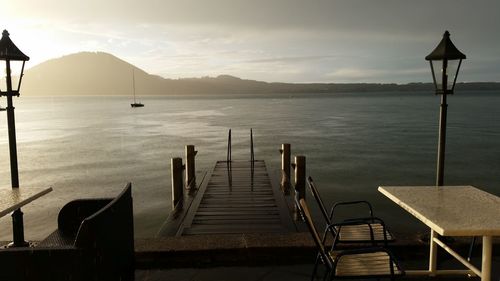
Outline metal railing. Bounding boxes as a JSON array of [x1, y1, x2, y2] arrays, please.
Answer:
[[226, 129, 232, 187], [226, 129, 232, 164], [250, 128, 255, 175], [250, 129, 256, 188], [225, 128, 255, 176]]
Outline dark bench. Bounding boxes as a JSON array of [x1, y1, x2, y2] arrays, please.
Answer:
[[0, 183, 134, 281]]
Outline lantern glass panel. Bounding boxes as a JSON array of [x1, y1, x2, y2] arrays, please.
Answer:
[[430, 60, 442, 92], [0, 60, 25, 93], [446, 59, 461, 91], [430, 59, 462, 93]]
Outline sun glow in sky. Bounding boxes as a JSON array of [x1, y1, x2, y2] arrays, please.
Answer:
[[2, 0, 500, 83]]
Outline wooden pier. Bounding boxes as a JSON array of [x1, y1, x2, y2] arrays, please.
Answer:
[[183, 160, 295, 235], [158, 137, 301, 237], [159, 159, 297, 236]]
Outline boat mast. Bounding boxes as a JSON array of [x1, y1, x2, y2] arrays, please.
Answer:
[[132, 69, 136, 104]]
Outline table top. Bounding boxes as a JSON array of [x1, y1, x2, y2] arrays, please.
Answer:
[[378, 185, 500, 236], [0, 187, 53, 218]]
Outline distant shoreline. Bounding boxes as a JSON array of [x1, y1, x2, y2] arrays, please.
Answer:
[[21, 88, 500, 97]]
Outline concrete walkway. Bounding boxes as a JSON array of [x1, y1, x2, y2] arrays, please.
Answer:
[[135, 261, 498, 281], [135, 234, 499, 281], [136, 265, 312, 281]]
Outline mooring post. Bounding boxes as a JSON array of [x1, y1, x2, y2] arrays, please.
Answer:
[[171, 157, 184, 209], [294, 155, 306, 199], [294, 155, 306, 219], [185, 145, 197, 189], [280, 143, 291, 193]]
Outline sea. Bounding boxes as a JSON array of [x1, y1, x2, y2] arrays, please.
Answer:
[[1, 91, 499, 241]]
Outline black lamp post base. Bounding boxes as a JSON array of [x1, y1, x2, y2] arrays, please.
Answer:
[[6, 241, 30, 248], [9, 209, 30, 247]]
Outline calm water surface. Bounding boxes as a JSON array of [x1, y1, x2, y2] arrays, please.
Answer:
[[1, 91, 499, 240]]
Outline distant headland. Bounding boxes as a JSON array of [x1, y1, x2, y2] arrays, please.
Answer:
[[21, 52, 500, 96]]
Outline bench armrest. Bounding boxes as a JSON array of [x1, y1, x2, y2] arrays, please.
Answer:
[[58, 198, 112, 236]]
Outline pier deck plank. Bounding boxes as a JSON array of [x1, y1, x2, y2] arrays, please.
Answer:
[[178, 160, 296, 236]]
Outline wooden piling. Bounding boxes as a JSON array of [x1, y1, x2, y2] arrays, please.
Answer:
[[185, 145, 197, 189], [171, 157, 184, 209], [293, 155, 306, 220], [294, 155, 306, 200], [280, 143, 291, 193]]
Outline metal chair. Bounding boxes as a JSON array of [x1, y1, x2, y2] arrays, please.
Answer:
[[307, 177, 393, 245], [307, 177, 394, 280], [296, 197, 404, 281]]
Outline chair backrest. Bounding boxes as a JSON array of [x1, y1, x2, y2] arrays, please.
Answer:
[[296, 197, 334, 270], [307, 177, 332, 225], [307, 176, 374, 224], [75, 183, 134, 278]]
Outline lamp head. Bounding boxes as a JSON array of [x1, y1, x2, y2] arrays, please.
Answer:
[[0, 30, 30, 62], [0, 30, 29, 96], [425, 31, 466, 94]]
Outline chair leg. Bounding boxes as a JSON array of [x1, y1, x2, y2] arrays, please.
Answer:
[[325, 269, 335, 281], [311, 254, 320, 281], [322, 269, 330, 281]]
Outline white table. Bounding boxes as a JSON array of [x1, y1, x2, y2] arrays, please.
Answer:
[[378, 185, 500, 281], [0, 187, 53, 247]]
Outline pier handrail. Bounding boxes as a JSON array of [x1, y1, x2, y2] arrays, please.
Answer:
[[227, 129, 232, 163], [250, 128, 255, 174]]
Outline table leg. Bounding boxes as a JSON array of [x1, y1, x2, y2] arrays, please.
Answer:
[[429, 229, 438, 275], [481, 236, 492, 281]]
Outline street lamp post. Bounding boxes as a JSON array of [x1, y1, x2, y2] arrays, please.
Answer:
[[0, 29, 30, 247], [425, 31, 466, 187]]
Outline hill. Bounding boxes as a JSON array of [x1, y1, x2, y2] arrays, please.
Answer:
[[21, 52, 500, 96], [22, 52, 165, 96], [22, 52, 276, 96]]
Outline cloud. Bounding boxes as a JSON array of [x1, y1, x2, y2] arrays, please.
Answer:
[[243, 55, 336, 64], [6, 0, 498, 33], [3, 0, 500, 83]]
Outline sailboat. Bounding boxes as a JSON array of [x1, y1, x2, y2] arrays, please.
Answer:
[[130, 69, 144, 108]]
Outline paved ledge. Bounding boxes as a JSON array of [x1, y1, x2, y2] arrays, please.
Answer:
[[135, 233, 315, 268], [135, 232, 500, 268], [3, 233, 498, 269]]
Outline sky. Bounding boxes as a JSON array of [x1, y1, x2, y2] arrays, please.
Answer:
[[1, 0, 499, 83]]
